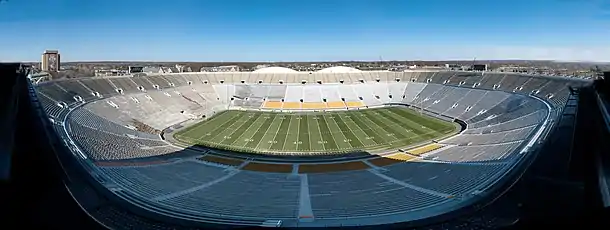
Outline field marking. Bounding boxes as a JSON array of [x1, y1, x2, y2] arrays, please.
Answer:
[[309, 115, 324, 151], [191, 112, 244, 142], [381, 109, 443, 142], [303, 115, 313, 151], [229, 112, 267, 147], [178, 110, 234, 137], [223, 112, 262, 145], [295, 114, 302, 150], [253, 113, 280, 151], [322, 113, 354, 149], [316, 114, 342, 151], [283, 115, 300, 151], [361, 110, 408, 141], [334, 112, 373, 147], [386, 109, 444, 135], [205, 112, 253, 144], [273, 115, 289, 150], [345, 112, 389, 145]]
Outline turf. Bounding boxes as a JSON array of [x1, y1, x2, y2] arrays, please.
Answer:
[[174, 107, 457, 154]]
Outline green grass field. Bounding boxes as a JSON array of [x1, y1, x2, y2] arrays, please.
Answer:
[[174, 107, 457, 154]]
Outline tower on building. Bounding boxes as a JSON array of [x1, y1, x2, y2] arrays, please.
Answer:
[[41, 50, 60, 72]]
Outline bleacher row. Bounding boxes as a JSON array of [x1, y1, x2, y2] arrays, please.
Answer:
[[95, 158, 508, 221], [30, 71, 586, 226]]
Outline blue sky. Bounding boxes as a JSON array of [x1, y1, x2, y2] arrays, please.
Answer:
[[0, 0, 609, 62]]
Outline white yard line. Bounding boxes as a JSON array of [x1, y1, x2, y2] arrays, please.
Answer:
[[335, 113, 373, 146], [253, 113, 280, 150], [268, 114, 287, 150], [322, 114, 352, 149], [304, 115, 313, 151], [185, 112, 239, 139], [310, 115, 323, 150], [295, 115, 302, 150], [202, 113, 252, 143], [230, 113, 266, 147], [385, 109, 440, 134], [361, 110, 405, 142], [350, 111, 396, 144]]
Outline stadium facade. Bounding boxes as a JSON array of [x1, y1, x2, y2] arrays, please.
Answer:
[[10, 66, 596, 228]]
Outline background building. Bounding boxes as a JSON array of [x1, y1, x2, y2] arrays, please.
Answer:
[[41, 50, 60, 72], [200, 65, 241, 72]]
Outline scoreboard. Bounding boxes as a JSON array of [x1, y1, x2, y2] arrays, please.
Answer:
[[472, 64, 488, 71], [129, 66, 143, 74]]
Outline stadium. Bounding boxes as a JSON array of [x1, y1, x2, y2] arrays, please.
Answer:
[[10, 65, 592, 229]]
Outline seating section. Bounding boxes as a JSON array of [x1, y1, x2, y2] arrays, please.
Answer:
[[308, 170, 446, 218], [262, 101, 283, 109], [424, 142, 522, 162], [406, 143, 443, 156], [380, 162, 507, 195], [198, 155, 244, 166], [68, 121, 174, 160], [301, 102, 327, 110], [345, 101, 365, 108], [160, 171, 301, 219], [367, 153, 416, 166], [282, 102, 301, 109], [242, 162, 294, 173], [30, 70, 582, 226], [298, 161, 370, 173], [326, 101, 346, 109], [99, 161, 229, 198]]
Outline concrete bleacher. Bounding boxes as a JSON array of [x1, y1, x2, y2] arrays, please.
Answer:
[[442, 125, 536, 146], [442, 89, 487, 118], [242, 162, 293, 173], [352, 84, 383, 106], [402, 82, 427, 104], [298, 161, 370, 173], [458, 91, 511, 121], [407, 143, 444, 156], [326, 101, 346, 109], [337, 84, 359, 102], [262, 101, 283, 109], [309, 170, 447, 218], [36, 91, 65, 118], [426, 87, 468, 112], [387, 82, 408, 103], [424, 142, 522, 162], [160, 170, 301, 219], [68, 121, 174, 160], [80, 78, 119, 96], [109, 77, 140, 93], [198, 155, 244, 166], [99, 161, 229, 198], [380, 161, 507, 195], [367, 153, 416, 166]]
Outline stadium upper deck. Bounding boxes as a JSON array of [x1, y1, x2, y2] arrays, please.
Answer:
[[29, 70, 590, 228]]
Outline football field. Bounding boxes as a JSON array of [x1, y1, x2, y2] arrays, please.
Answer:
[[174, 107, 458, 154]]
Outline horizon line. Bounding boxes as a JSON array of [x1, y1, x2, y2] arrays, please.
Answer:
[[9, 59, 610, 64]]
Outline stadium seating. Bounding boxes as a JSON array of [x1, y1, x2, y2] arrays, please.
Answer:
[[31, 70, 588, 227], [262, 101, 283, 109]]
